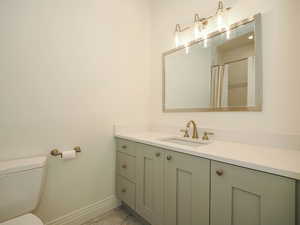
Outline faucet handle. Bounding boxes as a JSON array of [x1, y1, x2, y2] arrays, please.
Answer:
[[180, 128, 189, 138], [202, 131, 214, 141]]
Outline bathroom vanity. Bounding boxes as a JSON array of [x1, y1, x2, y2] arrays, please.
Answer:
[[115, 133, 298, 225], [111, 11, 300, 225]]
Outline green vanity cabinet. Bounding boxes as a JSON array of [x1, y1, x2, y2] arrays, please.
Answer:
[[211, 161, 296, 225], [164, 150, 210, 225], [136, 144, 164, 225], [116, 138, 296, 225]]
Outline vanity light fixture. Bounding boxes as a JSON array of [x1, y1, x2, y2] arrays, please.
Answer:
[[248, 35, 254, 40], [174, 0, 231, 47]]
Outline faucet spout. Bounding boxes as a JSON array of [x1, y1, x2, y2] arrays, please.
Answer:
[[186, 120, 199, 139]]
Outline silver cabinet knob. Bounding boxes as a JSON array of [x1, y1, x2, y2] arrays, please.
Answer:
[[216, 169, 224, 176], [156, 152, 161, 157], [122, 164, 127, 169], [166, 155, 172, 161], [121, 188, 127, 193], [122, 145, 127, 149]]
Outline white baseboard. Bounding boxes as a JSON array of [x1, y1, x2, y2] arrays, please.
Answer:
[[46, 195, 120, 225]]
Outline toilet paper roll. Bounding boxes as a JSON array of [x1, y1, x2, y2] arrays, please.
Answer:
[[62, 150, 76, 160]]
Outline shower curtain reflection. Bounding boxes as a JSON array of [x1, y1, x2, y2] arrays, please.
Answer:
[[210, 65, 229, 108], [211, 57, 255, 108]]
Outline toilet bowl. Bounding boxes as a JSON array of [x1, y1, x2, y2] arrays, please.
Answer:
[[1, 214, 43, 225], [0, 157, 46, 224]]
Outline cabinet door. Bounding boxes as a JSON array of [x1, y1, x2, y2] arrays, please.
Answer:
[[164, 150, 210, 225], [136, 144, 164, 225], [211, 161, 295, 225]]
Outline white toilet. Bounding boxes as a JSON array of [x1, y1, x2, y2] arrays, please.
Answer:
[[0, 156, 47, 225]]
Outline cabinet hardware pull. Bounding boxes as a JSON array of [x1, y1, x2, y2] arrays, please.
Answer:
[[122, 164, 127, 169], [122, 145, 127, 149], [156, 152, 161, 157], [121, 188, 127, 193], [216, 169, 224, 176], [166, 155, 172, 161]]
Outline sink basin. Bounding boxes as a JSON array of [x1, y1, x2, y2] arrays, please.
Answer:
[[159, 137, 209, 147]]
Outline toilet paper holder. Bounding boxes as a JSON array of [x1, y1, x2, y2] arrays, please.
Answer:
[[50, 146, 82, 158]]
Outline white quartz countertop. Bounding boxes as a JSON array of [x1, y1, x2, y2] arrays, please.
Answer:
[[115, 131, 300, 180]]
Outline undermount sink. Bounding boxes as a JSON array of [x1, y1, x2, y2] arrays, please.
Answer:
[[159, 137, 210, 147]]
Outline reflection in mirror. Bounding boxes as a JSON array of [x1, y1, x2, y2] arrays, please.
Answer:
[[163, 15, 262, 112], [211, 31, 255, 108]]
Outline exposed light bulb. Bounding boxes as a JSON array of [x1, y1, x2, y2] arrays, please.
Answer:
[[216, 0, 227, 32], [194, 24, 200, 39], [194, 14, 202, 39], [248, 35, 254, 40], [217, 0, 224, 31], [174, 24, 181, 48], [217, 14, 224, 32]]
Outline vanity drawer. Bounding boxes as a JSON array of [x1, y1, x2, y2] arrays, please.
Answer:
[[117, 151, 136, 182], [117, 175, 136, 210], [116, 139, 136, 156]]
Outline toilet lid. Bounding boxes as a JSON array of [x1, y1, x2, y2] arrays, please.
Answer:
[[1, 214, 43, 225]]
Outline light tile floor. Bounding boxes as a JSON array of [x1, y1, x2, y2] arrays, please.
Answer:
[[81, 208, 145, 225]]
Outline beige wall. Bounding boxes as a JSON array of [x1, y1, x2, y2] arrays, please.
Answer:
[[0, 0, 150, 223], [150, 0, 300, 134]]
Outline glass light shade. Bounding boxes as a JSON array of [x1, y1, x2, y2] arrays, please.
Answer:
[[217, 11, 229, 32], [174, 24, 181, 47], [193, 14, 202, 39], [194, 22, 202, 39], [216, 1, 228, 32]]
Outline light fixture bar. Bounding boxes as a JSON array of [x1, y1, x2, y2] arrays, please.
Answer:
[[170, 16, 255, 51], [173, 0, 232, 47]]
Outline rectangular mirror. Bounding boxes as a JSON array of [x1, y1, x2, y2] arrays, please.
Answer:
[[163, 14, 262, 112]]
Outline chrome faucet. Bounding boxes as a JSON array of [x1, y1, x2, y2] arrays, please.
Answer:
[[181, 120, 199, 139]]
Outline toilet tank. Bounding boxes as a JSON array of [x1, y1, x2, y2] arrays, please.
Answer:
[[0, 156, 47, 222]]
